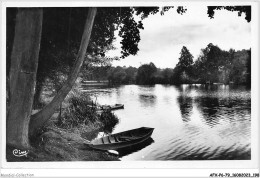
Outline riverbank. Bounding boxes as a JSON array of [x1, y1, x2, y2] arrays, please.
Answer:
[[7, 113, 119, 161], [7, 131, 119, 162], [7, 88, 120, 162]]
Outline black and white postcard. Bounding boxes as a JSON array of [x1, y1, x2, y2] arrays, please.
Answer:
[[1, 0, 259, 177]]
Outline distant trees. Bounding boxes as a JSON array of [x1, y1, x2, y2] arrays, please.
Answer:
[[85, 44, 250, 86], [246, 49, 251, 86], [107, 66, 137, 84], [192, 44, 250, 84], [176, 46, 194, 72], [172, 46, 194, 84], [193, 43, 224, 83], [155, 68, 174, 84], [108, 67, 127, 84], [125, 66, 138, 83], [83, 65, 111, 81], [136, 62, 157, 84], [230, 49, 251, 84]]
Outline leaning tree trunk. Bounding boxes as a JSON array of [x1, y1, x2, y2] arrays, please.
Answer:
[[29, 7, 97, 136], [7, 8, 43, 149]]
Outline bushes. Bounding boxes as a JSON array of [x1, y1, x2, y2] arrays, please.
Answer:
[[57, 93, 96, 128], [56, 92, 119, 134], [99, 110, 119, 133]]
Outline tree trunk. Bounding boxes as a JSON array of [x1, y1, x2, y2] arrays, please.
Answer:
[[33, 76, 44, 109], [29, 7, 97, 136], [7, 8, 43, 149]]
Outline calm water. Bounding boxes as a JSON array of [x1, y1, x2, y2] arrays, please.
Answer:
[[82, 84, 251, 160]]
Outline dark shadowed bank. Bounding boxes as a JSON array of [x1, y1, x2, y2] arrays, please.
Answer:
[[6, 90, 120, 161]]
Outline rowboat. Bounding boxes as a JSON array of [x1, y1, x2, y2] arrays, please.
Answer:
[[101, 104, 124, 110], [88, 127, 154, 150], [87, 104, 124, 111]]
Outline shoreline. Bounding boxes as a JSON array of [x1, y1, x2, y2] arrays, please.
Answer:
[[7, 109, 120, 162]]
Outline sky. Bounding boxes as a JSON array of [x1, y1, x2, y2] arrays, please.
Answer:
[[106, 5, 251, 69]]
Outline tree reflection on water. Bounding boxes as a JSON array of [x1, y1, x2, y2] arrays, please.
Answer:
[[177, 96, 193, 122]]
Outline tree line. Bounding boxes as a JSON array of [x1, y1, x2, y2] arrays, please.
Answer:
[[89, 44, 251, 86]]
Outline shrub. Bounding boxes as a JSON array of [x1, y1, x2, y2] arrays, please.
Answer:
[[56, 91, 119, 134]]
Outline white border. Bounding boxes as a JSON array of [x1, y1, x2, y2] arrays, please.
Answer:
[[1, 0, 259, 177], [0, 0, 256, 7], [0, 168, 259, 177]]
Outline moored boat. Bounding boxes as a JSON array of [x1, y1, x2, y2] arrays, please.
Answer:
[[87, 127, 154, 150], [101, 104, 124, 110], [87, 104, 124, 111]]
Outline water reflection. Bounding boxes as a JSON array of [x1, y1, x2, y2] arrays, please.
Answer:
[[138, 94, 157, 107], [81, 84, 251, 160], [117, 137, 154, 157], [177, 96, 193, 122], [177, 84, 192, 92], [175, 84, 251, 128], [195, 97, 220, 127]]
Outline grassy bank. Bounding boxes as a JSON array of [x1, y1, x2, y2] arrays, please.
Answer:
[[7, 89, 120, 162]]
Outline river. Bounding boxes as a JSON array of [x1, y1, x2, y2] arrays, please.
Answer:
[[82, 84, 251, 160]]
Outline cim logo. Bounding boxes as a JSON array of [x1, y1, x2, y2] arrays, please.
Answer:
[[13, 149, 29, 157]]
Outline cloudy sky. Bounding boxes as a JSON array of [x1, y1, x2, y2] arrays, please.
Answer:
[[107, 5, 251, 69]]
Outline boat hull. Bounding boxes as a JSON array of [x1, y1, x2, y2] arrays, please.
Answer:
[[101, 104, 124, 110], [88, 127, 154, 151]]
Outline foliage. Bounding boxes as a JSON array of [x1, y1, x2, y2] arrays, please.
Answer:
[[153, 68, 174, 84], [108, 67, 127, 84], [107, 66, 138, 84], [56, 92, 119, 134], [56, 93, 95, 128], [125, 66, 138, 83], [89, 44, 250, 86], [173, 46, 194, 84], [193, 44, 250, 84], [230, 49, 251, 84], [207, 6, 251, 22], [99, 110, 119, 134], [6, 6, 186, 107], [33, 7, 122, 107], [136, 63, 157, 85], [246, 49, 251, 86], [83, 65, 111, 81], [176, 46, 194, 71]]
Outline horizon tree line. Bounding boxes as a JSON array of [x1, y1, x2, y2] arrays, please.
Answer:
[[94, 44, 250, 86]]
